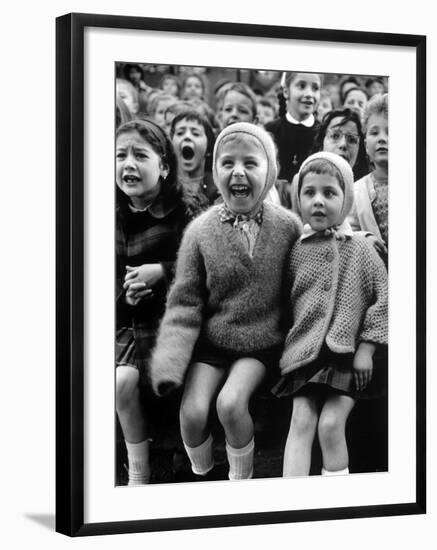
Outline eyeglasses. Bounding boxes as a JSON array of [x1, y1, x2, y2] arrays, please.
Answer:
[[326, 128, 360, 146]]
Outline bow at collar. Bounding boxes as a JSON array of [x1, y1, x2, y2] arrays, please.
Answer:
[[219, 204, 263, 227], [300, 220, 353, 241]]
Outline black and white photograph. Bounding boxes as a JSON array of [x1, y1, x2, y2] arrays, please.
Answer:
[[114, 62, 390, 487], [54, 13, 425, 538], [2, 0, 434, 546]]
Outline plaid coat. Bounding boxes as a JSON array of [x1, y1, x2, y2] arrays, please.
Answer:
[[116, 193, 193, 375]]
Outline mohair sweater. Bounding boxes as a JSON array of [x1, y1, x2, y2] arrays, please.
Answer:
[[150, 202, 302, 395], [280, 233, 388, 375]]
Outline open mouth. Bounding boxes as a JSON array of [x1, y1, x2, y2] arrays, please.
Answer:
[[312, 212, 326, 218], [181, 144, 195, 160], [376, 148, 388, 153], [230, 184, 250, 197], [123, 174, 141, 183]]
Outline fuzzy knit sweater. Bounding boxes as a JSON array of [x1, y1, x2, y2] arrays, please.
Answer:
[[150, 202, 302, 395], [280, 233, 388, 375]]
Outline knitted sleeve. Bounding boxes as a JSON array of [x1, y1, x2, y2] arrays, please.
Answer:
[[279, 213, 302, 332], [149, 222, 206, 396], [359, 246, 388, 346]]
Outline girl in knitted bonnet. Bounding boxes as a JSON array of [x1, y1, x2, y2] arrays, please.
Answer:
[[150, 122, 302, 480], [274, 151, 388, 477]]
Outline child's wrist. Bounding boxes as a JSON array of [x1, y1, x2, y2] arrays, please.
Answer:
[[357, 341, 376, 355]]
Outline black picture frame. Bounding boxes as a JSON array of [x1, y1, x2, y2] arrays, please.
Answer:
[[56, 12, 426, 537]]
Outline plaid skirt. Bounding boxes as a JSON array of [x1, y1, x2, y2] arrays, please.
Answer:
[[115, 324, 158, 386], [272, 344, 387, 400]]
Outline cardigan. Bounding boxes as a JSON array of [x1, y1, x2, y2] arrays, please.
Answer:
[[116, 189, 204, 354], [116, 199, 186, 335], [279, 232, 388, 375], [347, 173, 384, 243], [150, 202, 302, 395], [179, 171, 220, 212]]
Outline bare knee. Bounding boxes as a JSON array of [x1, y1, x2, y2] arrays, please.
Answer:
[[318, 411, 344, 449], [290, 402, 318, 437], [116, 367, 140, 412], [216, 388, 246, 428], [180, 397, 210, 434]]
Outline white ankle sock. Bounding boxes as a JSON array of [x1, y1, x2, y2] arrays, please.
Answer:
[[321, 466, 349, 476], [125, 439, 151, 486], [226, 438, 254, 480], [183, 434, 214, 475]]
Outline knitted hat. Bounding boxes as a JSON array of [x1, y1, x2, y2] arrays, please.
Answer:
[[295, 151, 355, 226], [212, 122, 277, 216]]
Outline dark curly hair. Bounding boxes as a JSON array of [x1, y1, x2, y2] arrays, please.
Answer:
[[123, 63, 144, 81], [312, 108, 369, 180]]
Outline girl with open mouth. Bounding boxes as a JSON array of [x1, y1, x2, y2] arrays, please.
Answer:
[[150, 123, 302, 481], [170, 109, 219, 210]]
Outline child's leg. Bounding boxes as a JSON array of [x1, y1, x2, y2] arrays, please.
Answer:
[[216, 358, 266, 479], [116, 366, 150, 485], [180, 362, 227, 475], [282, 393, 319, 477], [318, 393, 355, 474]]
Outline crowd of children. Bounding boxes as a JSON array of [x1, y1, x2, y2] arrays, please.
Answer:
[[115, 62, 389, 486]]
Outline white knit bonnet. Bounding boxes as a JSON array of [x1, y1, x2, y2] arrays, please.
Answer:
[[212, 122, 277, 215], [295, 151, 355, 226]]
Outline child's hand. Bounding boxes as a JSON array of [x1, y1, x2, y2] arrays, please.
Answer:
[[123, 264, 164, 290], [353, 342, 375, 391], [125, 281, 153, 306], [366, 235, 388, 258]]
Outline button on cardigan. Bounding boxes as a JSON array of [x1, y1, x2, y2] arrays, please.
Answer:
[[280, 233, 388, 375]]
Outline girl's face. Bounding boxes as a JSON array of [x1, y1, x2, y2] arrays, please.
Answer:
[[317, 96, 333, 122], [216, 137, 268, 214], [154, 98, 177, 128], [161, 78, 179, 97], [287, 73, 321, 121], [300, 172, 344, 231], [182, 76, 204, 100], [323, 116, 360, 167], [365, 113, 388, 166], [344, 89, 368, 120], [172, 118, 208, 177], [221, 91, 254, 128], [257, 104, 275, 126], [117, 83, 138, 114], [116, 130, 168, 207]]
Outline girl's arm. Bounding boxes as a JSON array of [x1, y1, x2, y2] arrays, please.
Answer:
[[150, 224, 206, 396]]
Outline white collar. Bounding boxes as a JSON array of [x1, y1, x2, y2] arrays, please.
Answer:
[[300, 221, 354, 241], [128, 203, 150, 213], [286, 112, 315, 128]]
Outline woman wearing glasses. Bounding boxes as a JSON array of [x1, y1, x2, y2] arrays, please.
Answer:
[[289, 109, 369, 211], [312, 108, 369, 181]]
